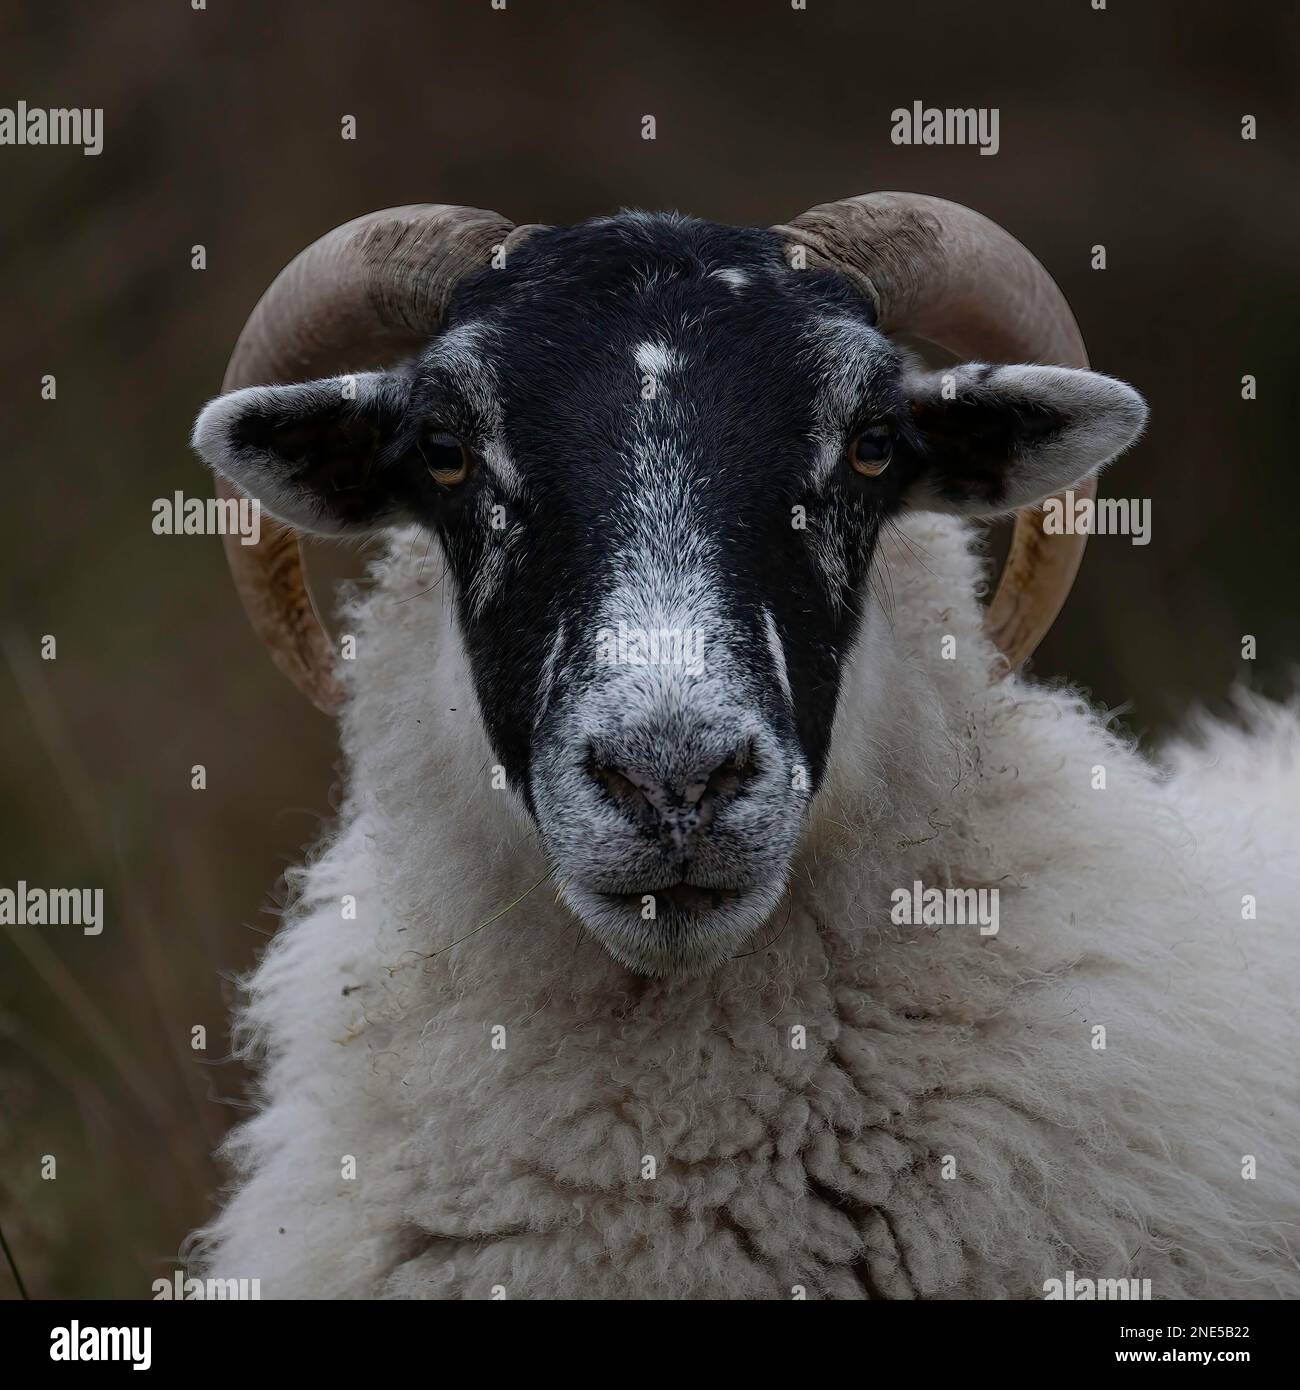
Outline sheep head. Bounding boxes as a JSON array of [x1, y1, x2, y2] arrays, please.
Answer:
[[192, 197, 1145, 976]]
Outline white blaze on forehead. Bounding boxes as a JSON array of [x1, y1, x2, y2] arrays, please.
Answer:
[[592, 336, 735, 711], [710, 267, 750, 290]]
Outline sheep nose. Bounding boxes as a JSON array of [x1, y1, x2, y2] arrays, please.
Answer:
[[589, 743, 758, 854]]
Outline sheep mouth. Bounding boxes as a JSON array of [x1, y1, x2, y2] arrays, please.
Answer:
[[563, 871, 788, 977], [599, 881, 744, 914]]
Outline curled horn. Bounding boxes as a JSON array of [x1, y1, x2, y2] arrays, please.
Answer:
[[772, 191, 1095, 672], [214, 204, 532, 713]]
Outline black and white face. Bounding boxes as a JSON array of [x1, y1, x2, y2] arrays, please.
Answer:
[[194, 213, 1146, 975]]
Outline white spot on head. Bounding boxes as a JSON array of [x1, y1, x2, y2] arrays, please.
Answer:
[[711, 268, 750, 290], [634, 341, 678, 379]]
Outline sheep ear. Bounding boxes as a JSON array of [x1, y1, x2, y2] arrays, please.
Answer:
[[901, 363, 1147, 516], [191, 372, 415, 535]]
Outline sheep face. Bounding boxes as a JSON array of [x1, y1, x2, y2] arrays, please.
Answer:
[[194, 213, 1146, 976]]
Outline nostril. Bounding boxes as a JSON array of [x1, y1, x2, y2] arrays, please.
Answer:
[[589, 758, 658, 824], [585, 739, 759, 829], [700, 740, 758, 806]]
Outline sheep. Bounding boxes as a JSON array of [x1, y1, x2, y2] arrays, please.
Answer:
[[189, 195, 1300, 1299]]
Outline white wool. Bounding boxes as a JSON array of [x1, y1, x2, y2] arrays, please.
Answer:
[[190, 514, 1300, 1299]]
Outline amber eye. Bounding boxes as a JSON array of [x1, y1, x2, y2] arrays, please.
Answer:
[[423, 431, 471, 486], [848, 424, 893, 477]]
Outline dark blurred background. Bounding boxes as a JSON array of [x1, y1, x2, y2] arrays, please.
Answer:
[[0, 0, 1296, 1298]]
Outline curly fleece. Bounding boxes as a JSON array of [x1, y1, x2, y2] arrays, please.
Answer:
[[191, 513, 1300, 1299]]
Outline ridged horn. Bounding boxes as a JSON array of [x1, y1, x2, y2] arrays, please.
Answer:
[[215, 204, 525, 713], [772, 191, 1094, 672]]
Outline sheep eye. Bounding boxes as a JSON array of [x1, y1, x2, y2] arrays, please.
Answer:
[[849, 425, 893, 477], [423, 431, 471, 486]]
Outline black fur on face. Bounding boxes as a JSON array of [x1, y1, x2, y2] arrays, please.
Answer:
[[416, 215, 911, 805], [194, 211, 1147, 974]]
